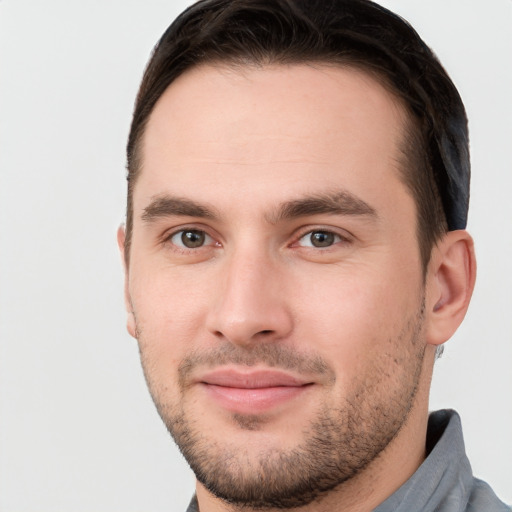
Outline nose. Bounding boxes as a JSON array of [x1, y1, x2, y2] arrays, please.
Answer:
[[206, 249, 294, 347]]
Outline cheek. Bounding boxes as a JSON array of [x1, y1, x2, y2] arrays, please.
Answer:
[[129, 266, 213, 362], [292, 263, 420, 372]]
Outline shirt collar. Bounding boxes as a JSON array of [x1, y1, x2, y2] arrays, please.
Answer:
[[374, 409, 474, 512]]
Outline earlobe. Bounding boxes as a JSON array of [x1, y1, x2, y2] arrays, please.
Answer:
[[117, 224, 127, 263], [126, 311, 137, 339], [425, 230, 476, 346], [117, 225, 137, 339]]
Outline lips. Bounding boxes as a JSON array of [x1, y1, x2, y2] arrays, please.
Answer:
[[198, 369, 313, 414]]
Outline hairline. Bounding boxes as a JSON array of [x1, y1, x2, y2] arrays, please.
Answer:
[[125, 58, 441, 271]]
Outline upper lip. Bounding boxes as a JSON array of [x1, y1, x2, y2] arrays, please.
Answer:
[[198, 369, 312, 388]]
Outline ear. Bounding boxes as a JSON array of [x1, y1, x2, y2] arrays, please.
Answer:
[[117, 225, 137, 339], [424, 230, 476, 347]]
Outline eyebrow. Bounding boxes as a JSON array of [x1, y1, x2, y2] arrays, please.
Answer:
[[141, 196, 218, 222], [140, 190, 377, 224], [266, 191, 377, 224]]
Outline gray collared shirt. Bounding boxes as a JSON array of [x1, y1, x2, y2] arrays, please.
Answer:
[[186, 410, 510, 511], [375, 409, 509, 511]]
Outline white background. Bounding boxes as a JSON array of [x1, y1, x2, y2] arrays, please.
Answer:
[[0, 1, 510, 510]]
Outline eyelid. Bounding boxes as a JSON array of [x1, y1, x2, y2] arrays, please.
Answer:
[[292, 226, 353, 246], [171, 229, 213, 248], [295, 224, 354, 240], [161, 224, 221, 250]]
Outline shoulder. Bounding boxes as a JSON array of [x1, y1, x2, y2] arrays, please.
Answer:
[[465, 477, 511, 512]]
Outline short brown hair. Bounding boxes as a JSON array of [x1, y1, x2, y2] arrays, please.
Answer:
[[125, 0, 470, 270]]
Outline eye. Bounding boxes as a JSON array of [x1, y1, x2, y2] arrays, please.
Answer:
[[297, 230, 343, 248], [169, 229, 214, 249]]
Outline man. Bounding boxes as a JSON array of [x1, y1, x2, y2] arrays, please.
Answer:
[[117, 0, 510, 510]]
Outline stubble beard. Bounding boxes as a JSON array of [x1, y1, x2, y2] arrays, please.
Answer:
[[136, 302, 426, 510]]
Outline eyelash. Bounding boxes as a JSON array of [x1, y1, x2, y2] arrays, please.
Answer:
[[293, 228, 351, 249], [162, 226, 351, 254], [163, 227, 219, 252]]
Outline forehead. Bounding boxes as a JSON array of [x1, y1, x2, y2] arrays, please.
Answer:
[[137, 63, 411, 214]]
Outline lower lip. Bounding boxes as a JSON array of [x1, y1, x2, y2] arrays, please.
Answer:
[[202, 383, 310, 414]]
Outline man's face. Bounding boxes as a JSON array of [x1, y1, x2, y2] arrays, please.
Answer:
[[124, 64, 431, 508]]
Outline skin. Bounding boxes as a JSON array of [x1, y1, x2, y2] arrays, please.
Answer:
[[118, 64, 476, 512]]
